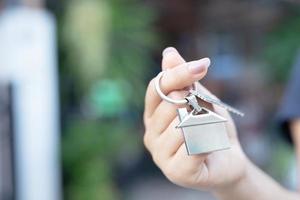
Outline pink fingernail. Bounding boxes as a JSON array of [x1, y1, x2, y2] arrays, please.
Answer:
[[188, 58, 211, 74]]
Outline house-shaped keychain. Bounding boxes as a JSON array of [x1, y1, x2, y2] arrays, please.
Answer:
[[154, 71, 243, 156], [177, 107, 231, 155]]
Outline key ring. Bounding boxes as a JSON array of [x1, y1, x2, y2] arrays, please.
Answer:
[[154, 71, 197, 105]]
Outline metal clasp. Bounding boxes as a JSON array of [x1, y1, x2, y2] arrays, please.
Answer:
[[185, 95, 202, 114]]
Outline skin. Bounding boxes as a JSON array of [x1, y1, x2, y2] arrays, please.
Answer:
[[290, 119, 300, 191], [143, 47, 300, 200]]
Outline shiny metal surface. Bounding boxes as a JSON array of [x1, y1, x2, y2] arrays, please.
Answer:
[[177, 107, 231, 155], [154, 71, 197, 105]]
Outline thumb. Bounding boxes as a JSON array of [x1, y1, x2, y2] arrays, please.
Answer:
[[160, 58, 211, 95], [162, 47, 186, 70]]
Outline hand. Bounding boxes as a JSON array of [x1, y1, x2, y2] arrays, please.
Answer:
[[143, 47, 247, 191]]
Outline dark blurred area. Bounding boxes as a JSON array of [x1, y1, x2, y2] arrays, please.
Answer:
[[0, 0, 300, 200]]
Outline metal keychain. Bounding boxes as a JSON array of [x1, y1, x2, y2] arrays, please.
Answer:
[[154, 71, 234, 155], [189, 89, 245, 116]]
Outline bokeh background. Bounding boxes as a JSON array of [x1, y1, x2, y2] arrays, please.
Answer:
[[1, 0, 300, 200]]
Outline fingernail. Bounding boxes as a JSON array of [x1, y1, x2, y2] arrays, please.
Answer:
[[162, 47, 178, 57], [188, 58, 211, 74]]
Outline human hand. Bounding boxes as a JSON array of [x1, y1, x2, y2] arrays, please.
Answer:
[[143, 47, 248, 191]]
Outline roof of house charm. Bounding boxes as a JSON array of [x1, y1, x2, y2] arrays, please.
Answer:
[[177, 107, 231, 155]]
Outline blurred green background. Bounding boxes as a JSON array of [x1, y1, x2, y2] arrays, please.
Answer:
[[52, 0, 300, 199]]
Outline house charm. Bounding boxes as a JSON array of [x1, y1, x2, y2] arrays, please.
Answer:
[[177, 107, 231, 155]]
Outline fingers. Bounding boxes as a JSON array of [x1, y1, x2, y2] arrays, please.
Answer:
[[162, 144, 209, 187], [145, 114, 207, 169], [160, 58, 210, 94], [143, 91, 187, 156], [144, 47, 186, 120], [162, 47, 186, 70], [157, 117, 185, 158], [145, 58, 210, 119], [145, 117, 185, 167], [170, 144, 208, 178], [148, 90, 188, 135], [171, 144, 208, 167]]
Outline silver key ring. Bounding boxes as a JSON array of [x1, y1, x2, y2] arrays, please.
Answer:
[[154, 71, 197, 105]]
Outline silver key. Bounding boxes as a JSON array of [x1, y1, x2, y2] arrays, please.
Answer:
[[189, 89, 244, 117]]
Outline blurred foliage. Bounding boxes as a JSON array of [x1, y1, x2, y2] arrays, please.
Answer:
[[88, 79, 130, 117], [61, 0, 158, 107], [105, 1, 158, 107], [59, 0, 158, 199], [62, 0, 110, 90], [263, 11, 300, 82], [63, 120, 140, 200]]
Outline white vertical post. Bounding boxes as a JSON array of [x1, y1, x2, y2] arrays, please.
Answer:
[[0, 7, 61, 200]]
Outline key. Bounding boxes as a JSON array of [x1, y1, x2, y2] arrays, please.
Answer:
[[189, 89, 244, 117]]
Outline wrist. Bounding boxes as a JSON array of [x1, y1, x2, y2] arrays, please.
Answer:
[[213, 158, 290, 200], [212, 158, 253, 199]]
